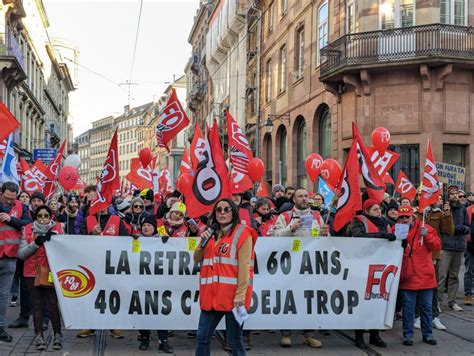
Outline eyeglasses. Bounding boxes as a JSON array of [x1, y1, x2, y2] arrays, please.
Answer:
[[133, 205, 144, 209], [216, 206, 232, 214], [37, 213, 50, 219]]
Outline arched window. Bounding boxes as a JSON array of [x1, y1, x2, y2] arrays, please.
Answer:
[[278, 126, 287, 186], [319, 107, 332, 158], [264, 134, 273, 185], [296, 117, 307, 187]]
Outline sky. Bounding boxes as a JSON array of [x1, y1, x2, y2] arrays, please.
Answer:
[[43, 0, 199, 137]]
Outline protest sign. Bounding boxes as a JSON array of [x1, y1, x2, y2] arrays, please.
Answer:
[[435, 162, 465, 190], [46, 236, 402, 330]]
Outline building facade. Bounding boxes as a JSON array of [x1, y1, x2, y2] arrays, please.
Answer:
[[0, 0, 78, 162], [75, 129, 90, 183], [258, 0, 474, 191], [88, 116, 114, 185]]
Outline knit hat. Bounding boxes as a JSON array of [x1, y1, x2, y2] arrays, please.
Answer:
[[140, 216, 157, 231], [115, 199, 130, 212], [30, 191, 46, 204], [67, 195, 80, 205], [241, 190, 253, 202], [170, 202, 186, 215], [363, 199, 380, 212], [386, 199, 399, 212], [398, 206, 414, 217], [140, 188, 154, 201], [272, 184, 284, 194], [130, 196, 145, 208]]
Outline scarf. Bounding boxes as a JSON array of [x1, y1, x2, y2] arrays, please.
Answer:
[[256, 210, 273, 222], [365, 214, 389, 232], [165, 213, 184, 227], [65, 208, 78, 218], [32, 221, 55, 235]]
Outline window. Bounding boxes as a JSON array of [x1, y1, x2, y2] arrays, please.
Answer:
[[296, 118, 307, 187], [281, 0, 288, 17], [278, 45, 287, 93], [266, 59, 273, 102], [319, 107, 332, 158], [443, 144, 465, 167], [347, 0, 358, 34], [380, 0, 414, 29], [317, 2, 328, 65], [268, 2, 274, 34], [389, 144, 420, 189], [279, 128, 287, 186], [295, 26, 304, 79], [441, 0, 466, 25]]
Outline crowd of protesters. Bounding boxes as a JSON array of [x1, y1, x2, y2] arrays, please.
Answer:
[[0, 180, 473, 355]]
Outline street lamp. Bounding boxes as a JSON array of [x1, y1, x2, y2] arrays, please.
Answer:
[[263, 114, 290, 134]]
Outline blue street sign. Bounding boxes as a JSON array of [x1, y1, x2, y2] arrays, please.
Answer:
[[33, 148, 57, 164]]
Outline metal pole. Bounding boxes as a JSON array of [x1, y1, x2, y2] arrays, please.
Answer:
[[254, 3, 262, 158], [279, 160, 282, 185]]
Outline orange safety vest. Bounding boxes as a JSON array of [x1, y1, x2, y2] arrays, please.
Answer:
[[23, 222, 62, 277], [355, 215, 389, 233], [86, 215, 121, 236], [199, 224, 254, 312], [0, 200, 23, 258]]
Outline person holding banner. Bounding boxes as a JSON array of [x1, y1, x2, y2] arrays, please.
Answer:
[[134, 216, 174, 353], [273, 187, 326, 348], [18, 205, 63, 350], [347, 199, 397, 348], [253, 197, 277, 237], [398, 206, 441, 346], [193, 198, 254, 356]]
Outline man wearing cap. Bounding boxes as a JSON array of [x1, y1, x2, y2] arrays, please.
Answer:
[[398, 205, 441, 346], [437, 185, 470, 312], [56, 195, 80, 234]]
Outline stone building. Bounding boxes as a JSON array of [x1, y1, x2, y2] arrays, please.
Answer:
[[259, 0, 474, 190], [75, 130, 90, 184], [89, 116, 114, 184], [0, 0, 78, 161]]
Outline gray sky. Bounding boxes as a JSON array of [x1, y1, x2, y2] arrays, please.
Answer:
[[43, 0, 199, 137]]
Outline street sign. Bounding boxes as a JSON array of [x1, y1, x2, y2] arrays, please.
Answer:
[[33, 148, 57, 164]]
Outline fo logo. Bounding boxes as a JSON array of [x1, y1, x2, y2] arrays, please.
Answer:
[[364, 264, 398, 301], [57, 265, 95, 298]]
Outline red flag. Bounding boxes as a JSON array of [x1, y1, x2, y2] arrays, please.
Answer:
[[72, 177, 86, 191], [179, 147, 192, 176], [395, 170, 417, 201], [256, 178, 269, 197], [89, 130, 120, 216], [18, 158, 30, 179], [125, 158, 153, 190], [418, 140, 440, 211], [352, 123, 386, 202], [21, 160, 49, 193], [45, 141, 66, 180], [230, 170, 254, 194], [185, 120, 230, 218], [366, 146, 400, 177], [227, 112, 253, 174], [0, 102, 20, 143], [333, 138, 362, 232], [158, 167, 172, 194], [383, 172, 395, 185], [155, 88, 190, 152]]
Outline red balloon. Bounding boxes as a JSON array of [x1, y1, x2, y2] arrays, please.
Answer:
[[371, 127, 391, 155], [176, 173, 193, 195], [247, 158, 265, 182], [305, 153, 324, 182], [139, 148, 153, 168], [320, 159, 342, 188], [58, 166, 79, 191]]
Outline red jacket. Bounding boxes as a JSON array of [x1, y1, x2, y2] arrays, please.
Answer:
[[399, 219, 441, 290], [23, 222, 63, 277]]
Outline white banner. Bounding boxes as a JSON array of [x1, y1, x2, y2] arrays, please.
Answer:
[[45, 236, 403, 330]]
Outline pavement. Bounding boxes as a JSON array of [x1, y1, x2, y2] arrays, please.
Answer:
[[0, 274, 472, 355]]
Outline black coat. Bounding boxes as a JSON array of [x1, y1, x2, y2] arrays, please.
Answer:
[[346, 214, 390, 238]]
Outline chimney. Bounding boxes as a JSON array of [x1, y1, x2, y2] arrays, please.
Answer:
[[124, 105, 130, 114]]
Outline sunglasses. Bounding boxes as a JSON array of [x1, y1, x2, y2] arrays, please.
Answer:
[[133, 205, 144, 209], [398, 215, 411, 219], [216, 206, 232, 214], [37, 213, 50, 219], [459, 195, 466, 198]]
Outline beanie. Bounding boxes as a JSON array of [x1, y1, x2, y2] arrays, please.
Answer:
[[386, 199, 399, 212], [140, 216, 157, 231], [363, 198, 380, 212], [30, 191, 46, 204]]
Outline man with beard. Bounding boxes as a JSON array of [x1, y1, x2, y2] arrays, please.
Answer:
[[74, 185, 97, 234], [273, 188, 328, 349], [0, 182, 31, 341], [56, 195, 80, 234], [437, 185, 470, 312]]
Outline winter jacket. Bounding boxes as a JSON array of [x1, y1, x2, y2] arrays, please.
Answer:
[[56, 211, 78, 235], [399, 219, 441, 290], [422, 208, 454, 260], [441, 202, 469, 252], [346, 214, 391, 238]]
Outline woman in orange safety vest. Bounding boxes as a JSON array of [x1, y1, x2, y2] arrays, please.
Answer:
[[193, 198, 254, 356]]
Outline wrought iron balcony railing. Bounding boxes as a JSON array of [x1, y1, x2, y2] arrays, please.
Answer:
[[320, 23, 474, 78]]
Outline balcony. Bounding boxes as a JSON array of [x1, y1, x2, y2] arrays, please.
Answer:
[[320, 23, 474, 81]]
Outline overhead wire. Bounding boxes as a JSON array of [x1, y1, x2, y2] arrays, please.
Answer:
[[129, 0, 145, 84]]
